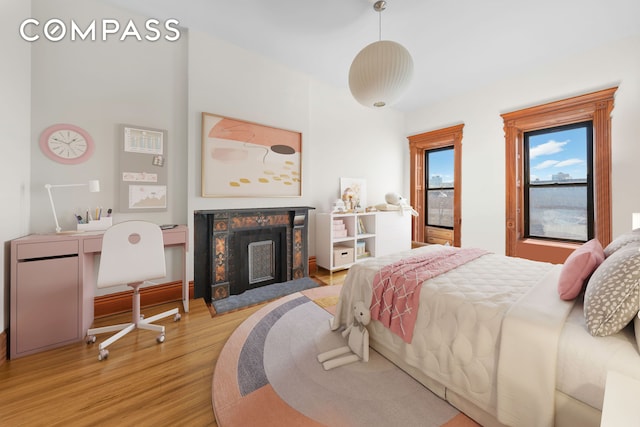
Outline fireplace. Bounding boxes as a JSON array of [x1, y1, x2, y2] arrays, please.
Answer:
[[231, 226, 287, 294], [193, 207, 313, 302]]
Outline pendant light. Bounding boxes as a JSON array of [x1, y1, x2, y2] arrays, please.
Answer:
[[349, 0, 414, 108]]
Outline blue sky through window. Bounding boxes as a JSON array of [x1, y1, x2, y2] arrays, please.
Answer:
[[426, 126, 588, 187], [427, 148, 454, 187], [528, 126, 587, 182]]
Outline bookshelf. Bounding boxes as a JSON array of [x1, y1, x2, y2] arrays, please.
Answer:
[[315, 211, 411, 271]]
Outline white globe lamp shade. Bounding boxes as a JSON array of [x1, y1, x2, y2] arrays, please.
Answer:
[[349, 40, 414, 108]]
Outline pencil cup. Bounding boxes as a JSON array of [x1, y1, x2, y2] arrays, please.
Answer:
[[77, 217, 113, 232]]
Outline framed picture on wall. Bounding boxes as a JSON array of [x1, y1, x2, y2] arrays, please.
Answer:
[[340, 177, 367, 211], [201, 112, 302, 197]]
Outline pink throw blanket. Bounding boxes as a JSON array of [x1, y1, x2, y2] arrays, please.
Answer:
[[370, 247, 489, 343]]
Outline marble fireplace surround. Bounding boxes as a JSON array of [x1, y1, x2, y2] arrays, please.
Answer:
[[193, 207, 313, 302]]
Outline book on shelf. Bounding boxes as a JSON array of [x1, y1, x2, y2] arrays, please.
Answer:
[[357, 217, 367, 234]]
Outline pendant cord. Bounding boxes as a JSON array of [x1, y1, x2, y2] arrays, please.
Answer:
[[374, 0, 386, 41]]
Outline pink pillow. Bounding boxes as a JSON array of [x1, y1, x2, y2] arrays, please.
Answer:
[[558, 239, 605, 300]]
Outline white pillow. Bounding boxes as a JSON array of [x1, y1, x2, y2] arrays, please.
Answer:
[[603, 232, 640, 257]]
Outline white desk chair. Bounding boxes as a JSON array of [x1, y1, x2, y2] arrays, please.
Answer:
[[86, 221, 181, 361]]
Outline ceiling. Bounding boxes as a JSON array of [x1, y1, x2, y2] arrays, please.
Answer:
[[101, 0, 640, 112]]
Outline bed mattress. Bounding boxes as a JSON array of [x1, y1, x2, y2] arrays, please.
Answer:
[[556, 295, 640, 410], [331, 245, 556, 417]]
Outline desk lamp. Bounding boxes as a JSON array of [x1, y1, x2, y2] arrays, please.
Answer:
[[45, 180, 100, 233]]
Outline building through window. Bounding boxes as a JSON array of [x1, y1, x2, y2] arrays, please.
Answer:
[[502, 87, 616, 263], [408, 124, 463, 247], [426, 147, 454, 229], [524, 121, 594, 242]]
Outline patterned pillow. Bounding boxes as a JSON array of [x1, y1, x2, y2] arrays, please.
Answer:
[[584, 246, 640, 336], [635, 313, 640, 353], [603, 232, 640, 257]]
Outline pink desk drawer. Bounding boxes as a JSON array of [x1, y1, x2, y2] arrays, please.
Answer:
[[82, 236, 104, 253], [16, 240, 78, 260], [162, 228, 187, 247]]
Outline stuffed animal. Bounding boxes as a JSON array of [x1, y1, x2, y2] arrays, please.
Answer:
[[385, 192, 419, 216], [317, 301, 370, 370]]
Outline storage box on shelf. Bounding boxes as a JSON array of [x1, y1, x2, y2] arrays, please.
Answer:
[[315, 211, 411, 271], [333, 218, 347, 238], [333, 245, 354, 267]]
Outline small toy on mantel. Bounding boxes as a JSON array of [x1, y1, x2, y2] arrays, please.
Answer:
[[385, 192, 419, 216], [331, 198, 346, 213], [317, 301, 370, 370], [341, 187, 358, 212]]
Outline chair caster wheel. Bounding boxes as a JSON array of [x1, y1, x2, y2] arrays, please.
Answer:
[[157, 334, 165, 343], [98, 349, 109, 361], [174, 313, 181, 322], [86, 335, 96, 345]]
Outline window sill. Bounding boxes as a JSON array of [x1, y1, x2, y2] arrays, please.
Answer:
[[516, 238, 580, 264]]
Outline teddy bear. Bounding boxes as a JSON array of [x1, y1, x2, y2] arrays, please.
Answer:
[[385, 192, 419, 216], [317, 301, 370, 370]]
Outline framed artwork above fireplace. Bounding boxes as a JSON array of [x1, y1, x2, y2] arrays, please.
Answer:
[[201, 112, 302, 197]]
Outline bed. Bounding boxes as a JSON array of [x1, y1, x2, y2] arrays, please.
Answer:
[[329, 236, 640, 427]]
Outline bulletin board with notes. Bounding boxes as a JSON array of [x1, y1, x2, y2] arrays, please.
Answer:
[[118, 124, 168, 213]]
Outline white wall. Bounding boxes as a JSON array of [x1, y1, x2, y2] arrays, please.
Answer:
[[21, 1, 407, 299], [18, 0, 639, 310], [406, 34, 640, 254], [186, 30, 406, 277], [1, 0, 32, 333], [307, 79, 406, 213], [30, 0, 188, 234], [26, 0, 188, 293]]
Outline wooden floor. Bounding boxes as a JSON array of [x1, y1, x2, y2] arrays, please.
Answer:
[[0, 269, 346, 427]]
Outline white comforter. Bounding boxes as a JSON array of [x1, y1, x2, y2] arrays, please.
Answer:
[[331, 245, 574, 427]]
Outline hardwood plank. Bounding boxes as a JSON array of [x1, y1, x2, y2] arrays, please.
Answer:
[[0, 299, 258, 426], [0, 271, 346, 426], [314, 267, 347, 287]]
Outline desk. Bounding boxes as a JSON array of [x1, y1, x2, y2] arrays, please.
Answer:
[[9, 225, 188, 359]]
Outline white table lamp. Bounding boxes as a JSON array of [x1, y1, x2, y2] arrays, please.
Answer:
[[45, 180, 100, 233], [633, 213, 640, 231]]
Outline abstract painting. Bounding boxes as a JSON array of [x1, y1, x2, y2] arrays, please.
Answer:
[[201, 113, 302, 197]]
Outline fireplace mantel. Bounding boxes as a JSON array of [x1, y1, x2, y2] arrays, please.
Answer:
[[194, 207, 314, 302]]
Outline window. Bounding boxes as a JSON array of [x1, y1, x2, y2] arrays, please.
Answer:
[[408, 124, 463, 246], [426, 147, 454, 229], [503, 87, 616, 263], [524, 121, 593, 242]]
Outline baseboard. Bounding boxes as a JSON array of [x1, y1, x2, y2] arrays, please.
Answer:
[[94, 281, 194, 318], [308, 256, 317, 276], [95, 256, 315, 318], [4, 257, 315, 358], [0, 329, 6, 365]]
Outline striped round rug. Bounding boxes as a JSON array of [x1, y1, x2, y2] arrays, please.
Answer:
[[212, 285, 479, 426]]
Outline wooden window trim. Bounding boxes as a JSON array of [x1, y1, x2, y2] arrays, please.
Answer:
[[502, 87, 617, 263], [408, 124, 463, 246]]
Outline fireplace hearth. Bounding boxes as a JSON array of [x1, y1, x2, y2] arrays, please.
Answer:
[[194, 207, 313, 302]]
